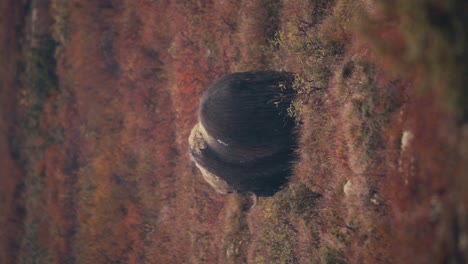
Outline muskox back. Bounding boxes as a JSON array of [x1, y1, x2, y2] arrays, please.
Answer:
[[189, 71, 297, 196]]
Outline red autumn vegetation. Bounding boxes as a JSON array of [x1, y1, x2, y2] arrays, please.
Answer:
[[1, 0, 467, 263]]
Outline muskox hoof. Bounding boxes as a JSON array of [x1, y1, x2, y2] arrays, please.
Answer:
[[189, 71, 298, 196]]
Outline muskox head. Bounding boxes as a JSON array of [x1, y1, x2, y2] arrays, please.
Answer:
[[189, 71, 297, 196]]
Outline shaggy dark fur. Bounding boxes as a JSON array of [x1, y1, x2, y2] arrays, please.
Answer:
[[190, 71, 298, 196]]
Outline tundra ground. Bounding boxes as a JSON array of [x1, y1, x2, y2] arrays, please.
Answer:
[[1, 0, 467, 263]]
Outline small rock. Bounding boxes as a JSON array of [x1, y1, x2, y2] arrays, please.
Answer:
[[370, 194, 381, 205], [401, 130, 414, 152], [343, 180, 353, 196]]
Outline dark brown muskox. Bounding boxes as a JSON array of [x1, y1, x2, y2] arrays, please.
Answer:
[[189, 71, 298, 196]]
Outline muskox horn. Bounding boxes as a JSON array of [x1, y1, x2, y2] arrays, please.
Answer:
[[189, 71, 298, 196]]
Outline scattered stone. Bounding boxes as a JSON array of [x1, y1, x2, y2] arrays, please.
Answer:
[[343, 180, 353, 196]]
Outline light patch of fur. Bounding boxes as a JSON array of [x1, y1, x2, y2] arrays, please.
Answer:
[[199, 122, 229, 148], [190, 123, 233, 194], [195, 164, 233, 194], [217, 139, 229, 146], [189, 123, 207, 154]]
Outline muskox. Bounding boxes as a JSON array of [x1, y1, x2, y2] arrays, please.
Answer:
[[189, 71, 298, 196]]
